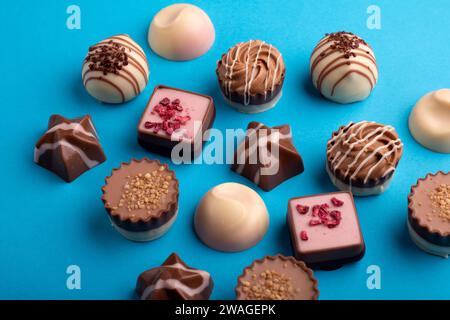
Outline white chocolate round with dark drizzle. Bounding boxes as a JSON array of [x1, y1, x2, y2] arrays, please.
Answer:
[[82, 34, 149, 104], [310, 32, 378, 104], [326, 121, 403, 196]]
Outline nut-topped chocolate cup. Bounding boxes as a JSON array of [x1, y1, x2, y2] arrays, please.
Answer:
[[408, 172, 450, 258], [101, 158, 179, 242], [236, 255, 319, 300]]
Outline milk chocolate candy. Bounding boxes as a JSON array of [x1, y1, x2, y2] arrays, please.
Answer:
[[34, 114, 106, 182], [287, 191, 365, 269], [408, 172, 450, 258], [231, 122, 304, 191], [137, 85, 215, 159], [136, 253, 214, 300]]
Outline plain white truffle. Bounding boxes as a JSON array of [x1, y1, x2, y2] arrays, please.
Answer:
[[409, 89, 450, 153], [194, 183, 269, 252], [148, 4, 215, 61]]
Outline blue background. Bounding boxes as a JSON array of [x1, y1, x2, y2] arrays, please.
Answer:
[[1, 0, 449, 300]]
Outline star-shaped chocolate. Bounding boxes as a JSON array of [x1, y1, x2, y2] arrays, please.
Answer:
[[231, 121, 304, 191], [136, 253, 214, 300], [34, 114, 106, 182]]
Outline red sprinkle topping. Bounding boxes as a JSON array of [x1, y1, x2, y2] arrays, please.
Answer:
[[300, 231, 308, 241], [331, 197, 344, 207], [296, 204, 310, 215], [146, 97, 191, 136], [296, 197, 345, 241]]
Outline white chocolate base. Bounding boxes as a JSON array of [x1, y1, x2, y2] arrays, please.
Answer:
[[222, 90, 282, 114], [409, 89, 450, 153], [110, 210, 178, 242], [407, 219, 449, 259], [326, 164, 392, 196]]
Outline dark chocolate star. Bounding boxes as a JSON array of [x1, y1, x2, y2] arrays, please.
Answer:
[[34, 114, 106, 182], [136, 253, 213, 300], [231, 121, 304, 191]]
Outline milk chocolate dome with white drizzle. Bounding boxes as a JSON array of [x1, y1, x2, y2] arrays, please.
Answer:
[[326, 121, 403, 196], [216, 40, 285, 114], [82, 34, 149, 104], [310, 32, 378, 104]]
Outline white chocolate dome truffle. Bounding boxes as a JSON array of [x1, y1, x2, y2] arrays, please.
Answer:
[[82, 34, 149, 104], [194, 183, 269, 252], [409, 89, 450, 153], [310, 32, 378, 104], [148, 4, 215, 61]]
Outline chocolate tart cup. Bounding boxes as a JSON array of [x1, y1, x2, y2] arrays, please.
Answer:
[[408, 172, 450, 258], [101, 158, 179, 242], [235, 255, 319, 300]]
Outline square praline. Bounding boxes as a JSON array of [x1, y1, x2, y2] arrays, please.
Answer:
[[287, 191, 365, 269], [138, 85, 215, 159]]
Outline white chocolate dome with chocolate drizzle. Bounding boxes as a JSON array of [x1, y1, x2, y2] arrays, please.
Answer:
[[310, 32, 378, 104], [82, 34, 149, 104]]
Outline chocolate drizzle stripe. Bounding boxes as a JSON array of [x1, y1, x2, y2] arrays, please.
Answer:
[[84, 77, 125, 102], [331, 70, 373, 96], [109, 36, 147, 60], [83, 68, 138, 96], [317, 61, 376, 93]]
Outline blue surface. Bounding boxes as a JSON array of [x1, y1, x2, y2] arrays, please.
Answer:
[[1, 0, 450, 300]]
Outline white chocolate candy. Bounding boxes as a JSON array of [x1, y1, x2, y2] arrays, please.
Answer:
[[194, 183, 269, 252], [148, 4, 215, 61], [310, 32, 378, 104], [409, 89, 450, 153], [82, 34, 149, 104]]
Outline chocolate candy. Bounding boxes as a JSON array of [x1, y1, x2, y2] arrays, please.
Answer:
[[34, 114, 106, 182], [326, 121, 403, 196], [408, 172, 450, 258], [136, 253, 214, 300], [310, 32, 378, 104], [101, 158, 179, 242], [148, 4, 215, 61], [137, 85, 216, 159], [231, 122, 304, 191], [287, 191, 365, 269], [216, 40, 285, 113], [82, 34, 149, 104], [235, 255, 319, 300], [194, 182, 269, 252]]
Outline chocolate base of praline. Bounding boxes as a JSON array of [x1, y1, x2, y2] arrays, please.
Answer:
[[138, 108, 216, 160], [217, 78, 284, 107], [326, 161, 395, 195], [408, 213, 450, 248]]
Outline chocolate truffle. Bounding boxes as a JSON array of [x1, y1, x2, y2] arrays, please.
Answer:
[[82, 34, 149, 104], [137, 85, 216, 159], [136, 253, 214, 300], [148, 4, 215, 61], [287, 192, 365, 269], [34, 114, 106, 182], [409, 89, 450, 153], [216, 40, 285, 113], [235, 255, 319, 300], [326, 121, 403, 196], [101, 159, 179, 242], [310, 32, 378, 104], [408, 172, 450, 258], [231, 121, 304, 191], [194, 182, 269, 252]]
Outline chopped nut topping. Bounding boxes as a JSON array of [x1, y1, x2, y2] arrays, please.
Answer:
[[241, 269, 295, 300], [428, 184, 450, 222]]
